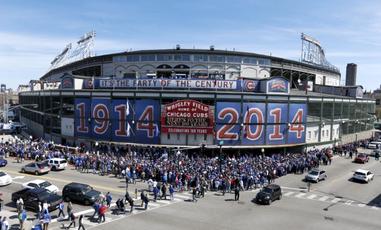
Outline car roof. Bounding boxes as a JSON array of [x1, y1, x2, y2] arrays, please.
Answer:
[[29, 187, 49, 193], [265, 184, 280, 189], [26, 179, 46, 184], [355, 169, 370, 173], [66, 182, 89, 188]]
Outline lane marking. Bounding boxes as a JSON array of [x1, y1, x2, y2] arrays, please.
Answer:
[[331, 198, 341, 203], [318, 196, 329, 202], [281, 186, 307, 192], [358, 203, 366, 208], [295, 193, 306, 198], [284, 192, 295, 197], [307, 194, 317, 199], [11, 176, 25, 180], [371, 206, 379, 210]]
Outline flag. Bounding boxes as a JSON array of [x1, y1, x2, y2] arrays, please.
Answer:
[[126, 121, 131, 137], [154, 124, 160, 137], [126, 99, 130, 117]]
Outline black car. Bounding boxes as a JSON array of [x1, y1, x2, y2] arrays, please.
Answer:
[[255, 184, 282, 205], [62, 182, 101, 205], [11, 188, 62, 212]]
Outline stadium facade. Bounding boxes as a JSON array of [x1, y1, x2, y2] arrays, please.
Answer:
[[19, 47, 376, 151]]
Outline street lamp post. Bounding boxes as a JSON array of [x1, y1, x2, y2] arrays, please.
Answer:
[[219, 140, 224, 172]]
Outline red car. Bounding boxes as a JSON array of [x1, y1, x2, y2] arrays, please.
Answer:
[[354, 153, 369, 164]]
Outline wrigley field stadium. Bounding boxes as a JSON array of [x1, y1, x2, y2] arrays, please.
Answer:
[[19, 32, 376, 153]]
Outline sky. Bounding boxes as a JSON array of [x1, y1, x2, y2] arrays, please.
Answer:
[[0, 0, 380, 90]]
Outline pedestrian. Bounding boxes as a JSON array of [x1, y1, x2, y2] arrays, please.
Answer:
[[192, 187, 197, 202], [143, 194, 149, 210], [234, 187, 240, 201], [125, 175, 129, 190], [78, 214, 85, 230], [42, 210, 51, 230], [67, 201, 73, 219], [91, 201, 100, 220], [169, 184, 175, 200], [153, 186, 158, 201], [66, 212, 76, 229], [0, 193, 3, 212], [161, 184, 167, 200], [98, 204, 107, 223], [57, 200, 65, 218], [127, 197, 134, 213], [37, 202, 42, 220], [106, 192, 112, 208], [2, 217, 9, 230], [18, 209, 27, 230]]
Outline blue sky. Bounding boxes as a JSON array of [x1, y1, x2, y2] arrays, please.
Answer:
[[1, 0, 381, 90]]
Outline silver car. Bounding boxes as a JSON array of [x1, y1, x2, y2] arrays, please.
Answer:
[[305, 169, 327, 183], [21, 162, 51, 175]]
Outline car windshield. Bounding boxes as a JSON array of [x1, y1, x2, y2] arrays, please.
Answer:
[[358, 154, 365, 158], [0, 172, 6, 176], [262, 187, 273, 194], [60, 160, 67, 164], [82, 186, 92, 193], [354, 172, 365, 176], [40, 181, 52, 187], [309, 171, 319, 175], [37, 191, 51, 200], [37, 162, 48, 168]]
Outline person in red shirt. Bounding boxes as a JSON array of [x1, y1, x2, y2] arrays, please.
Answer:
[[98, 205, 107, 223]]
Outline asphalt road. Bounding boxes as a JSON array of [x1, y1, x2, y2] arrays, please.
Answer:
[[1, 149, 381, 230]]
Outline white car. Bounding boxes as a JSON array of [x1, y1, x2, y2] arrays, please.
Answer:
[[352, 169, 374, 183], [46, 158, 68, 170], [305, 169, 327, 183], [0, 171, 12, 186], [22, 179, 59, 193], [367, 141, 381, 149]]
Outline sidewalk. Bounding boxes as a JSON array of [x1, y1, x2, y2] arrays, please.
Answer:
[[0, 208, 34, 230]]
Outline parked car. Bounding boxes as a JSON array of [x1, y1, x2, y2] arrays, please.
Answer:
[[21, 161, 51, 175], [354, 153, 369, 164], [0, 157, 7, 167], [305, 169, 327, 183], [22, 179, 59, 193], [255, 184, 282, 205], [62, 182, 101, 205], [11, 188, 62, 212], [352, 169, 374, 183], [0, 171, 12, 186], [45, 158, 68, 171], [367, 141, 381, 149]]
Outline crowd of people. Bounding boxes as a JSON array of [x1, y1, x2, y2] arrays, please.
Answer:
[[0, 135, 374, 229], [1, 136, 368, 195]]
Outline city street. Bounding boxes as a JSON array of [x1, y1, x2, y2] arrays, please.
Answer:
[[1, 151, 380, 230]]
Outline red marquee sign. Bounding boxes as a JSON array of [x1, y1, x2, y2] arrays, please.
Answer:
[[161, 100, 214, 134]]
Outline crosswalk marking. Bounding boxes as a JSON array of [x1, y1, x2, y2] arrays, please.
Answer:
[[358, 203, 366, 208], [371, 206, 379, 210], [307, 194, 317, 199], [284, 192, 295, 197], [295, 193, 306, 198], [155, 199, 171, 205], [331, 198, 341, 203], [318, 196, 329, 202], [344, 200, 353, 205], [148, 202, 161, 207], [174, 194, 191, 199]]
